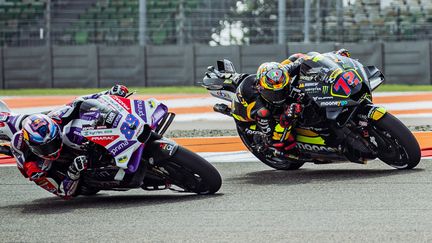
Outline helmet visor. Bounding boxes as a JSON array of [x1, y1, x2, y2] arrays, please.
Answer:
[[29, 135, 62, 160]]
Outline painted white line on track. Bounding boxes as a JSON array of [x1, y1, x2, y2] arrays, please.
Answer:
[[373, 91, 432, 97], [161, 97, 226, 108], [396, 113, 432, 118], [199, 151, 259, 163], [0, 164, 14, 167], [380, 101, 432, 110], [174, 112, 231, 122]]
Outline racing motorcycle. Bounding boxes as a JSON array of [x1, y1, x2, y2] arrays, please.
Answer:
[[202, 54, 421, 170], [0, 94, 222, 195]]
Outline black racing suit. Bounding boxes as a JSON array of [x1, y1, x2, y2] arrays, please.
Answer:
[[231, 60, 303, 152]]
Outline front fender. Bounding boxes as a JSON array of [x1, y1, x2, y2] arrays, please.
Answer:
[[145, 139, 179, 164], [359, 104, 387, 121]]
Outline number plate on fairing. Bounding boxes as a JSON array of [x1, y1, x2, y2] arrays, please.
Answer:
[[81, 95, 167, 169]]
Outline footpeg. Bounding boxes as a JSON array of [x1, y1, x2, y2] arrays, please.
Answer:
[[213, 103, 231, 116]]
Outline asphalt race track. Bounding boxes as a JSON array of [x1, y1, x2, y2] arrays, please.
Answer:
[[2, 159, 432, 242], [2, 93, 432, 242]]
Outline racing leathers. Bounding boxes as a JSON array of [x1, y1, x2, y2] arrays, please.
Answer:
[[11, 85, 128, 199], [230, 59, 304, 157]]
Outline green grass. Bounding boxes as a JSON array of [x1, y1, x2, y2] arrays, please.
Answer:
[[0, 84, 430, 96], [375, 84, 432, 92]]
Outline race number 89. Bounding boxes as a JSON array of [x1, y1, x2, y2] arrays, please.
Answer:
[[120, 114, 139, 139]]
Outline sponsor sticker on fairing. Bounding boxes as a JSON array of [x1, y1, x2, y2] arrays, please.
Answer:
[[111, 96, 131, 113], [109, 140, 137, 156], [112, 114, 123, 128], [305, 87, 321, 93], [82, 129, 115, 136], [105, 112, 117, 125], [88, 135, 120, 147], [159, 142, 177, 156], [134, 100, 147, 122], [319, 100, 348, 107]]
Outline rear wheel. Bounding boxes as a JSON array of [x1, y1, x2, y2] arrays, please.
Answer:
[[236, 125, 305, 170], [371, 113, 421, 169], [159, 146, 222, 194]]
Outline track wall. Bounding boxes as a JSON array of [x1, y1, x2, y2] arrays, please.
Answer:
[[0, 42, 429, 88]]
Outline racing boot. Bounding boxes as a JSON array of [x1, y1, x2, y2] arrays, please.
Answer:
[[213, 103, 231, 116]]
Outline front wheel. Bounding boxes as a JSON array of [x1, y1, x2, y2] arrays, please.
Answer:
[[371, 113, 421, 169], [160, 146, 222, 194]]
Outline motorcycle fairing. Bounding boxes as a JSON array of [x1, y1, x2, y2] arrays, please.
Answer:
[[357, 104, 387, 121], [145, 139, 179, 164], [298, 53, 372, 121], [67, 95, 168, 172]]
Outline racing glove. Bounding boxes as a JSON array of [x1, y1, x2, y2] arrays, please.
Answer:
[[67, 155, 88, 180], [109, 84, 129, 97], [280, 103, 302, 128]]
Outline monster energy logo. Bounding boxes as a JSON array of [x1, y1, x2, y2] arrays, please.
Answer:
[[322, 86, 329, 94]]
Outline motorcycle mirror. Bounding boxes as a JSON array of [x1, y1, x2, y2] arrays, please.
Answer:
[[125, 91, 136, 98], [223, 59, 236, 73]]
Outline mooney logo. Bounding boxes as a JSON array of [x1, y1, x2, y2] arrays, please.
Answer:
[[297, 143, 337, 153]]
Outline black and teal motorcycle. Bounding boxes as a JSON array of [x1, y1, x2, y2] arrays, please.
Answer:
[[202, 53, 421, 170]]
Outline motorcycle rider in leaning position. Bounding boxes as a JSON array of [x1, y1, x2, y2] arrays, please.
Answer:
[[214, 49, 351, 158], [11, 85, 129, 199]]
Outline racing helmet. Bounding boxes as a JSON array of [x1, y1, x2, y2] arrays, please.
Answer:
[[256, 62, 290, 106], [335, 48, 351, 58], [22, 114, 63, 160]]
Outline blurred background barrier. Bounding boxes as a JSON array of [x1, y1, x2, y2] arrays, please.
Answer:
[[0, 42, 431, 88], [240, 44, 288, 73], [384, 41, 431, 84], [99, 45, 145, 87], [3, 46, 52, 88], [52, 45, 98, 88], [0, 0, 431, 88], [146, 45, 194, 86]]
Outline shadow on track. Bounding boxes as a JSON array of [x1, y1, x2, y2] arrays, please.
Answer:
[[1, 193, 223, 215], [227, 167, 424, 186]]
